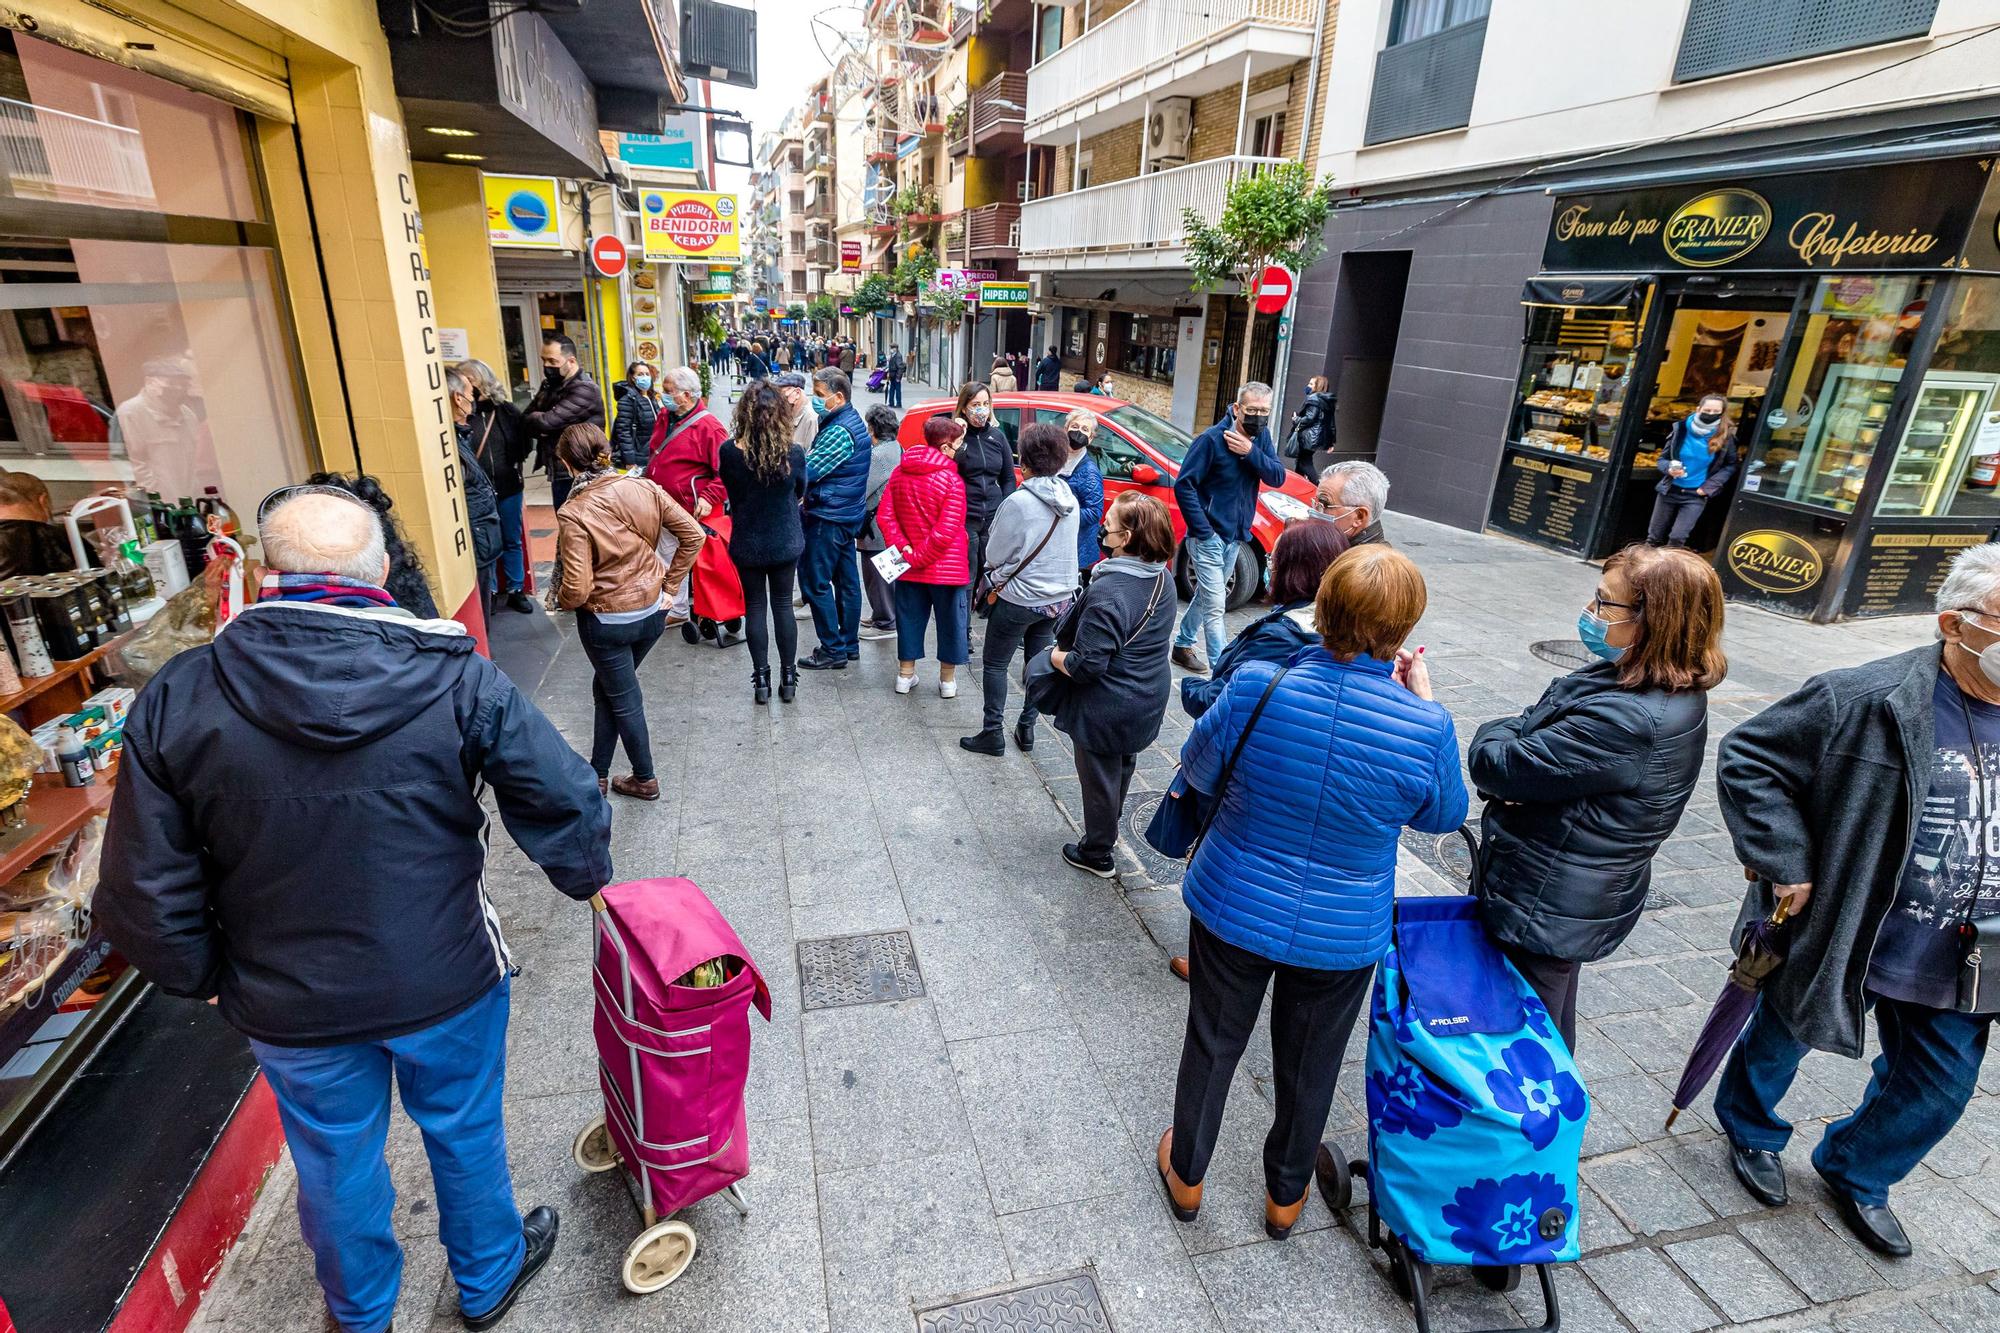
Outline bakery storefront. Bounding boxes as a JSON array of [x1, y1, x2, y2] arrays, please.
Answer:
[[1488, 155, 2000, 620]]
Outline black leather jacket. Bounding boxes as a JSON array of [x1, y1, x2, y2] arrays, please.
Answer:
[[1470, 660, 1708, 963]]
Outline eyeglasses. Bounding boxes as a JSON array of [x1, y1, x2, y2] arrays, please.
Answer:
[[1312, 498, 1355, 517], [1954, 607, 2000, 633], [1588, 593, 1643, 622]]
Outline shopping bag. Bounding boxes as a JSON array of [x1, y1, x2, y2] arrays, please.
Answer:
[[1022, 645, 1069, 717]]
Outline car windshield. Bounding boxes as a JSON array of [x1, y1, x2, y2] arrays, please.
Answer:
[[1105, 405, 1189, 463]]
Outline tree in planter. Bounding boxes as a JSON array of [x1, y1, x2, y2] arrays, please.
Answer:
[[853, 272, 894, 316], [807, 292, 838, 328], [931, 290, 971, 383], [1181, 161, 1335, 389]]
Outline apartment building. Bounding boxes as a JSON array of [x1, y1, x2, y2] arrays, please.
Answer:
[[941, 0, 1033, 379], [1294, 0, 2000, 621], [1018, 0, 1337, 429]]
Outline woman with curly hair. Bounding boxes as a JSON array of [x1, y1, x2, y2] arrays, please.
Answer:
[[305, 470, 441, 619], [720, 379, 808, 703]]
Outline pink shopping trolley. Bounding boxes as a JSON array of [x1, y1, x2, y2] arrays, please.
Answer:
[[570, 878, 771, 1294]]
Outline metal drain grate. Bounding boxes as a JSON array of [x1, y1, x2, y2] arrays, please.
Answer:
[[797, 931, 925, 1011], [916, 1271, 1114, 1333], [1124, 791, 1186, 886], [1399, 826, 1477, 888], [1530, 639, 1594, 671]]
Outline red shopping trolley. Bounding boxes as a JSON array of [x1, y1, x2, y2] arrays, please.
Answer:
[[681, 512, 747, 648], [571, 878, 770, 1293]]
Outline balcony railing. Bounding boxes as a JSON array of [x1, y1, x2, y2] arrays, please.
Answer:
[[962, 72, 1027, 156], [1025, 0, 1315, 130], [1674, 0, 1938, 82], [1019, 155, 1286, 261], [1363, 18, 1487, 145], [964, 201, 1021, 258], [0, 97, 154, 204]]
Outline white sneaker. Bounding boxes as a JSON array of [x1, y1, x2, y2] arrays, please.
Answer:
[[896, 673, 917, 695], [939, 679, 958, 699]]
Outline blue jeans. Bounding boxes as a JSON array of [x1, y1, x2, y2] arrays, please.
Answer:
[[1714, 994, 1993, 1205], [251, 980, 524, 1333], [496, 491, 526, 592], [1174, 534, 1235, 663], [576, 609, 665, 780], [892, 580, 968, 664], [887, 378, 903, 407], [800, 515, 863, 659]]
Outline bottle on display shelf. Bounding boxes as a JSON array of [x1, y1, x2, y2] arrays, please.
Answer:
[[0, 633, 19, 696], [174, 496, 210, 576], [3, 592, 54, 678], [55, 725, 94, 788], [197, 485, 239, 539]]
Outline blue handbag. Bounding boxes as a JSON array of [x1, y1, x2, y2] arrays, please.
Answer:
[[1143, 666, 1287, 860]]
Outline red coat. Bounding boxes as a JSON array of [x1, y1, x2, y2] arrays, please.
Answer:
[[877, 445, 969, 585], [644, 405, 728, 511]]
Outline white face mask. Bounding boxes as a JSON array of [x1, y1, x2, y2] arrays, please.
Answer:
[[1958, 610, 2000, 686]]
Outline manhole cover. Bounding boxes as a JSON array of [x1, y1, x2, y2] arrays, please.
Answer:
[[1124, 791, 1186, 885], [797, 931, 924, 1011], [1399, 826, 1477, 887], [1530, 639, 1594, 671], [917, 1272, 1113, 1333]]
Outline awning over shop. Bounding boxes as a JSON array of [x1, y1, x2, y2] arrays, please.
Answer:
[[1521, 276, 1645, 309]]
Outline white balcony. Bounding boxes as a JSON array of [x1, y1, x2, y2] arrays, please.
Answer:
[[1018, 155, 1287, 271], [1024, 0, 1315, 146]]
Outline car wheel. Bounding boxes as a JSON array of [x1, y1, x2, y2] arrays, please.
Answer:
[[1173, 545, 1195, 601], [1223, 544, 1262, 612]]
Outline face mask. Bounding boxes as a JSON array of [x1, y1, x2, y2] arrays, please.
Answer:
[[1067, 430, 1089, 450], [1694, 410, 1721, 426], [1098, 523, 1121, 550], [812, 396, 828, 419], [968, 408, 990, 425], [1238, 412, 1269, 436], [1958, 615, 2000, 686], [542, 365, 565, 385], [1577, 609, 1627, 663], [633, 375, 652, 392]]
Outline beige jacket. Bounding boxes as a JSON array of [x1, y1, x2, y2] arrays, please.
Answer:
[[989, 367, 1018, 392], [555, 472, 704, 615]]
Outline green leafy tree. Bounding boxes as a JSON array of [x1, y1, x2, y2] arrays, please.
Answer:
[[932, 290, 968, 331], [1182, 162, 1335, 389], [853, 272, 894, 315], [786, 302, 807, 321], [807, 292, 838, 327], [891, 248, 938, 298]]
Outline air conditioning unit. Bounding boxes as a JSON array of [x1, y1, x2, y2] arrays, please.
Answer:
[[1017, 179, 1036, 202], [1148, 96, 1193, 163]]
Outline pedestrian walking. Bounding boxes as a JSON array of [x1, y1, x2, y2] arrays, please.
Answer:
[[775, 339, 792, 371], [449, 368, 504, 625], [1708, 541, 2000, 1258], [553, 423, 703, 801], [798, 368, 871, 671], [1048, 491, 1177, 874], [96, 488, 611, 1333], [953, 382, 1017, 609], [1648, 394, 1737, 548], [721, 381, 807, 704], [879, 415, 971, 697], [858, 404, 903, 640], [989, 355, 1017, 393], [1157, 544, 1467, 1240], [608, 360, 661, 470], [744, 340, 772, 381], [1035, 345, 1062, 391], [644, 367, 728, 627], [455, 358, 535, 613], [1061, 408, 1106, 583], [1470, 545, 1725, 1048], [1170, 382, 1284, 675], [886, 344, 906, 408], [523, 335, 601, 510], [1181, 519, 1349, 720], [1285, 374, 1335, 482], [1312, 460, 1390, 546], [962, 423, 1079, 755]]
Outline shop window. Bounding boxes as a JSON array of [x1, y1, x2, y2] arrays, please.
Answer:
[[1511, 302, 1641, 463], [1116, 314, 1177, 385], [1632, 300, 1790, 480], [1881, 278, 2000, 519], [1741, 275, 1932, 514], [1061, 309, 1087, 361], [1390, 0, 1491, 44]]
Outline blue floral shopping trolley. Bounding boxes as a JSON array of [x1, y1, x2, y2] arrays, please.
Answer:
[[1315, 885, 1589, 1333]]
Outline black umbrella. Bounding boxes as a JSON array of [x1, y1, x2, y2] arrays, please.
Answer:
[[1664, 896, 1791, 1131]]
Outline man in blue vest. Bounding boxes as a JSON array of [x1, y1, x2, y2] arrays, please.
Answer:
[[798, 368, 872, 670]]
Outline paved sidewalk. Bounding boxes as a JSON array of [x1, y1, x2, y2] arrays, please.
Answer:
[[191, 513, 2000, 1333]]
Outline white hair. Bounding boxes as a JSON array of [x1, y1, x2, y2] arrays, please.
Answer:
[[1320, 459, 1390, 517], [1237, 381, 1273, 405], [663, 366, 702, 395], [1937, 542, 2000, 614], [261, 493, 388, 583], [1063, 406, 1099, 431]]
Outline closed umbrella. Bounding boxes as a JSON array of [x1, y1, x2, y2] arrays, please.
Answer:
[[1663, 896, 1791, 1131]]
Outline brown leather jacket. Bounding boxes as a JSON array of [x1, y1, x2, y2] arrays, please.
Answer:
[[555, 472, 704, 615]]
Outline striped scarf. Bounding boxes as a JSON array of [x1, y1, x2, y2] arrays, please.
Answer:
[[258, 571, 397, 609]]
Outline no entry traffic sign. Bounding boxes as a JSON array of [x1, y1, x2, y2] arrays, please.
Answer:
[[591, 234, 628, 278], [1255, 265, 1293, 315]]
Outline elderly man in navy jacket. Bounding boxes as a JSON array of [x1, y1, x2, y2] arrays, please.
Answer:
[[798, 367, 874, 670], [1171, 381, 1285, 674], [96, 488, 611, 1333]]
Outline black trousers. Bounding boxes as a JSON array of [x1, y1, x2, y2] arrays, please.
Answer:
[[1497, 941, 1580, 1050], [981, 598, 1056, 732], [739, 560, 799, 675], [860, 546, 897, 626], [1171, 918, 1373, 1206], [1073, 745, 1136, 861], [575, 609, 665, 780], [1646, 488, 1709, 546]]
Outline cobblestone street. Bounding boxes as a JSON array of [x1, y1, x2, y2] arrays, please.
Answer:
[[191, 506, 2000, 1333]]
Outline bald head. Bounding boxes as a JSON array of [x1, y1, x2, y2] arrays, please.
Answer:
[[260, 492, 388, 584]]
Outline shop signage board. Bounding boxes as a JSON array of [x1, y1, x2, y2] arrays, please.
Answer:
[[979, 280, 1030, 308], [1848, 528, 1996, 616], [1486, 446, 1604, 554], [618, 114, 701, 171], [1542, 158, 1991, 274], [1255, 265, 1293, 314], [1712, 501, 1846, 614], [590, 234, 627, 277], [483, 175, 566, 248], [639, 189, 742, 262], [690, 270, 736, 304], [437, 328, 469, 360], [841, 240, 862, 271]]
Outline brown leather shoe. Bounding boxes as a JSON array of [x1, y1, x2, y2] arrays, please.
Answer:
[[1265, 1184, 1310, 1240], [610, 775, 660, 801], [1171, 645, 1208, 675], [1169, 955, 1190, 982], [1156, 1129, 1201, 1222]]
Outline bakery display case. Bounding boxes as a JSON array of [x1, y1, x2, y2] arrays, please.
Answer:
[[1780, 364, 1902, 512], [1875, 373, 2000, 517]]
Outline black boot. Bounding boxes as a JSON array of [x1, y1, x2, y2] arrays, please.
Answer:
[[959, 729, 1006, 756], [779, 664, 798, 703], [753, 666, 771, 705]]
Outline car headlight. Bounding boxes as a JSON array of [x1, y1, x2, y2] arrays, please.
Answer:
[[1261, 491, 1312, 524]]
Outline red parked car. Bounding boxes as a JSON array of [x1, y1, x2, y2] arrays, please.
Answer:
[[897, 390, 1319, 610]]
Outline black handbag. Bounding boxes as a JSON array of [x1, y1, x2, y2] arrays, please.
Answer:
[[1143, 666, 1288, 861], [1959, 914, 2000, 1013]]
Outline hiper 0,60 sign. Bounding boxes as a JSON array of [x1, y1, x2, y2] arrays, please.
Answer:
[[639, 189, 741, 263]]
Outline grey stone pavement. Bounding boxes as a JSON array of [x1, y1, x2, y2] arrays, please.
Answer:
[[191, 455, 2000, 1331]]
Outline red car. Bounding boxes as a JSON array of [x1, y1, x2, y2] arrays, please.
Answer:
[[897, 390, 1319, 610]]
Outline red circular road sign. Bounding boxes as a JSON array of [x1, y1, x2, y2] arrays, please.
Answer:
[[590, 234, 628, 278], [1255, 265, 1294, 315]]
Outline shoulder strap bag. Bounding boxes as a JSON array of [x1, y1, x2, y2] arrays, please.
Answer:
[[1144, 665, 1290, 862], [977, 493, 1064, 613]]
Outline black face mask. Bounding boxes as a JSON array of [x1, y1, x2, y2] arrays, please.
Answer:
[[542, 365, 565, 385], [1238, 413, 1269, 436], [1097, 523, 1118, 550], [1067, 430, 1089, 450], [1694, 410, 1722, 426]]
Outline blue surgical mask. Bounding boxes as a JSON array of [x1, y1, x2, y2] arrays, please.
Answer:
[[633, 375, 652, 391], [811, 395, 827, 419], [1577, 609, 1626, 663]]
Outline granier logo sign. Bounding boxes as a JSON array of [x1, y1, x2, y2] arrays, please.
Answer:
[[1663, 189, 1772, 268], [1726, 529, 1823, 595]]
